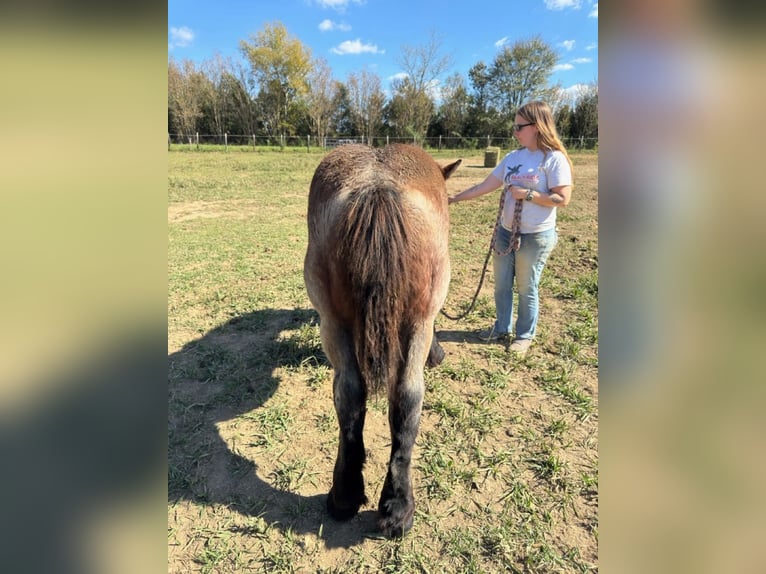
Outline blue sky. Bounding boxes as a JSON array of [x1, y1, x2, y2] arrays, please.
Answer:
[[168, 0, 598, 100]]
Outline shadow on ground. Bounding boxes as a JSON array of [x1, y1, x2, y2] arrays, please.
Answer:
[[434, 328, 478, 344], [168, 308, 385, 550], [435, 328, 512, 357]]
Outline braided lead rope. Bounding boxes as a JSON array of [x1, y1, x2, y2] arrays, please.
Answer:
[[495, 189, 523, 256], [440, 187, 521, 321]]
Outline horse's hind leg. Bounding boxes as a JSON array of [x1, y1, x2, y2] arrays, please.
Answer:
[[377, 325, 430, 537], [322, 318, 369, 520], [378, 373, 423, 537]]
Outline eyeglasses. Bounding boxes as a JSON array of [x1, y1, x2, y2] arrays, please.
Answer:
[[512, 122, 534, 132]]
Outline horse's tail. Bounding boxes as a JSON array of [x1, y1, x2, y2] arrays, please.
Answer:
[[337, 184, 413, 395]]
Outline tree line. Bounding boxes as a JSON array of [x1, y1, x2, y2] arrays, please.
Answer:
[[168, 22, 598, 149]]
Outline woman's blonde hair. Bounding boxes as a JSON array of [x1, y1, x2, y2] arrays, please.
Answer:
[[517, 100, 574, 179]]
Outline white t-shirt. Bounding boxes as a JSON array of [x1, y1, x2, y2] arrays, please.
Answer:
[[491, 148, 572, 234]]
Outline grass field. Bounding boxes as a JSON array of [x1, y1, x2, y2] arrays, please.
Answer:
[[168, 148, 598, 572]]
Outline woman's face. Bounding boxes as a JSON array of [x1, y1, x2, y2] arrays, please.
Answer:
[[513, 115, 538, 149]]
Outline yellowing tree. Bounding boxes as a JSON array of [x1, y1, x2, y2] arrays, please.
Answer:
[[239, 22, 312, 138]]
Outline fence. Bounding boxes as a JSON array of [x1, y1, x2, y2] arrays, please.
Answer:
[[168, 133, 598, 152]]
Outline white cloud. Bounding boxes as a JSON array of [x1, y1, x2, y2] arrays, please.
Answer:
[[554, 57, 592, 73], [544, 0, 581, 9], [331, 39, 384, 55], [589, 2, 598, 18], [561, 83, 587, 104], [388, 72, 408, 82], [319, 19, 351, 32], [494, 36, 509, 48], [586, 42, 598, 51], [315, 0, 365, 11], [560, 40, 576, 51], [168, 26, 194, 50]]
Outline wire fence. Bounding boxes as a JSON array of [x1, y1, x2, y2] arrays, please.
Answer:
[[168, 133, 598, 152]]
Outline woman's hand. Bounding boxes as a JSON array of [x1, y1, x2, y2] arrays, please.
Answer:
[[508, 185, 531, 201], [449, 176, 504, 205]]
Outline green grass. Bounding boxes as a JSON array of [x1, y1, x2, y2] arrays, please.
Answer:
[[168, 149, 598, 573]]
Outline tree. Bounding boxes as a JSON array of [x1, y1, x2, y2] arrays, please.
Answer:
[[554, 103, 573, 140], [434, 73, 470, 139], [386, 84, 434, 140], [168, 58, 204, 142], [486, 37, 558, 135], [239, 22, 312, 137], [330, 82, 354, 136], [227, 61, 258, 136], [392, 31, 452, 139], [570, 83, 598, 146], [468, 62, 491, 115], [465, 62, 496, 138], [200, 52, 233, 137], [346, 69, 385, 144], [546, 84, 575, 139], [305, 58, 338, 143]]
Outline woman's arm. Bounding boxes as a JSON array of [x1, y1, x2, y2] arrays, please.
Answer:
[[448, 173, 504, 205], [507, 184, 572, 207]]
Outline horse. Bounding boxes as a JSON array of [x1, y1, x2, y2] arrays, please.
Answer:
[[303, 143, 461, 538]]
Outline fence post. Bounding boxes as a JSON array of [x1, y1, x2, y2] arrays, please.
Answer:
[[487, 135, 490, 148], [438, 135, 442, 151], [196, 132, 199, 150], [168, 133, 171, 151], [386, 135, 389, 146], [224, 133, 228, 151], [307, 135, 310, 152], [252, 134, 255, 151]]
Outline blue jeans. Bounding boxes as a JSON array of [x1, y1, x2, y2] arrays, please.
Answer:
[[492, 226, 558, 340]]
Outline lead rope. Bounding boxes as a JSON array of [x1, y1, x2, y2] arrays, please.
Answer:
[[500, 191, 523, 255], [440, 187, 522, 321]]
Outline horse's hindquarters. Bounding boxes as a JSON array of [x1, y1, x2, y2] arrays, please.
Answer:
[[303, 144, 461, 538]]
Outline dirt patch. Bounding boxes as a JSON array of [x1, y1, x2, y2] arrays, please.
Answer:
[[168, 200, 262, 223]]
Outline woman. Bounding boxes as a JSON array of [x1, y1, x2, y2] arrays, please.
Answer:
[[448, 101, 573, 354]]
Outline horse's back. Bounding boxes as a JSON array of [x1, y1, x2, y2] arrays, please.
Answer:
[[307, 144, 448, 238], [305, 144, 450, 324]]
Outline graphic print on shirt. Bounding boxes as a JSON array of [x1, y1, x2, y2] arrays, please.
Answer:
[[504, 164, 522, 186], [504, 162, 540, 189]]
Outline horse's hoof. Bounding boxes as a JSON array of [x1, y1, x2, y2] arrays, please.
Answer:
[[327, 490, 366, 521], [427, 341, 446, 368], [377, 497, 415, 538], [377, 513, 414, 538]]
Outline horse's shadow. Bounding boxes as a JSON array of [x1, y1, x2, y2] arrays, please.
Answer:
[[434, 328, 477, 344], [168, 308, 380, 549]]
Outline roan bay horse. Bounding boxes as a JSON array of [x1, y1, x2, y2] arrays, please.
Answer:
[[304, 144, 461, 537]]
